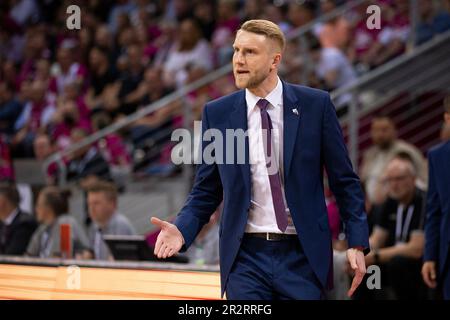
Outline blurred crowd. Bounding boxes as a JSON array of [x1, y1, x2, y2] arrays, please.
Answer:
[[1, 0, 450, 299], [1, 0, 450, 184]]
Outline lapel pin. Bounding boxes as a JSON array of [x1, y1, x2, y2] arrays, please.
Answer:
[[292, 108, 299, 116]]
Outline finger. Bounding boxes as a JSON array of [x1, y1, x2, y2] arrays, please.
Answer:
[[348, 273, 363, 297], [157, 243, 167, 259], [162, 246, 172, 259], [356, 253, 366, 274], [423, 273, 434, 288], [423, 272, 432, 288], [349, 254, 358, 270], [430, 268, 436, 280], [154, 235, 163, 255]]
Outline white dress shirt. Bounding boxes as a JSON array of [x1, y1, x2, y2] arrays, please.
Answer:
[[245, 77, 297, 234]]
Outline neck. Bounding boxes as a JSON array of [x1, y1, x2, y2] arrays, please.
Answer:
[[399, 190, 415, 206], [44, 214, 56, 226], [248, 72, 278, 97], [0, 205, 16, 222], [97, 212, 115, 229]]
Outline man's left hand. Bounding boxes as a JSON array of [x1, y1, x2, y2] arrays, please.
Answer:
[[346, 247, 367, 297]]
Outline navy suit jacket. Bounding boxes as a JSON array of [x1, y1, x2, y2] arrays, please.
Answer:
[[424, 140, 450, 276], [174, 81, 369, 296]]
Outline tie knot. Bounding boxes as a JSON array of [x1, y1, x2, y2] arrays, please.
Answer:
[[256, 99, 270, 111]]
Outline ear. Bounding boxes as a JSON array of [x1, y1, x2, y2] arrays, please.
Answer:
[[271, 53, 282, 70]]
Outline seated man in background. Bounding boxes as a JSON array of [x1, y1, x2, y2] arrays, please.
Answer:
[[183, 209, 220, 266], [360, 116, 427, 206], [364, 153, 427, 299], [26, 186, 91, 259], [0, 182, 37, 255], [86, 181, 136, 260]]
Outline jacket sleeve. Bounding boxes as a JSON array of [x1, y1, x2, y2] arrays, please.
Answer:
[[174, 104, 223, 251], [423, 151, 441, 262], [321, 93, 370, 254], [6, 220, 37, 255]]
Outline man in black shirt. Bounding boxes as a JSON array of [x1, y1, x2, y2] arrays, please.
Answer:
[[365, 153, 427, 299], [0, 182, 37, 255]]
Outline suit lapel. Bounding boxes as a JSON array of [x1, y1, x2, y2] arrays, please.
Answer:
[[282, 81, 301, 179], [228, 90, 251, 193]]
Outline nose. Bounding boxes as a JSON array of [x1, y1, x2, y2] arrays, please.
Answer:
[[234, 51, 245, 65]]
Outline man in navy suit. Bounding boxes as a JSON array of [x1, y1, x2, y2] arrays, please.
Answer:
[[151, 20, 369, 299], [422, 96, 450, 299]]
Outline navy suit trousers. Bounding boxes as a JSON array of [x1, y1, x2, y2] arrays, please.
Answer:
[[226, 236, 325, 300]]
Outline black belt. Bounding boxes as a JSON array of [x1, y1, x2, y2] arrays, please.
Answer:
[[244, 233, 298, 241]]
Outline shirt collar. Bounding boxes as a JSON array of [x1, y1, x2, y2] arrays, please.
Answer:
[[93, 211, 119, 232], [246, 76, 283, 117], [3, 208, 19, 226]]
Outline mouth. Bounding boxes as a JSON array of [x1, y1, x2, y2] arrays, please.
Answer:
[[236, 70, 250, 75]]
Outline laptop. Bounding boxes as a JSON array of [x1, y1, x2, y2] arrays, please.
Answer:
[[103, 234, 189, 263]]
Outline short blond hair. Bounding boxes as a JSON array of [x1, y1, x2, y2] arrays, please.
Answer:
[[239, 19, 286, 52]]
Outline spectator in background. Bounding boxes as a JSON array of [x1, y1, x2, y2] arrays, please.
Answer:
[[348, 0, 384, 73], [360, 116, 427, 206], [0, 80, 23, 136], [422, 95, 450, 300], [263, 3, 291, 35], [0, 135, 14, 181], [50, 88, 92, 151], [16, 27, 50, 89], [94, 24, 119, 63], [52, 45, 88, 95], [415, 0, 450, 45], [91, 111, 132, 187], [34, 58, 57, 99], [9, 0, 40, 27], [1, 60, 21, 92], [26, 186, 91, 258], [116, 44, 147, 116], [241, 0, 263, 21], [12, 80, 56, 157], [212, 0, 240, 66], [193, 0, 216, 41], [363, 154, 427, 300], [66, 128, 112, 187], [86, 181, 135, 260], [84, 46, 120, 114], [361, 0, 410, 69], [310, 38, 357, 108], [314, 0, 351, 51], [163, 18, 213, 88], [127, 67, 177, 149], [33, 133, 61, 185], [287, 0, 316, 30], [0, 182, 37, 255], [184, 208, 220, 266]]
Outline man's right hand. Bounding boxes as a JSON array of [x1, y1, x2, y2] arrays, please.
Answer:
[[422, 261, 437, 288], [150, 217, 184, 259]]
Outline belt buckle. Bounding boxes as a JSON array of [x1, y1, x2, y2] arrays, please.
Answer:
[[266, 233, 276, 241]]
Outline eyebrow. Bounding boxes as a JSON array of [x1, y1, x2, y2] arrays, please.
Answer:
[[232, 45, 259, 50]]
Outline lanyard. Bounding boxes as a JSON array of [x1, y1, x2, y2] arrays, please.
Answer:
[[395, 204, 414, 243], [40, 228, 53, 258]]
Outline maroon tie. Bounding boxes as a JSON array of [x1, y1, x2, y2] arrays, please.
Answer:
[[256, 98, 288, 232]]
